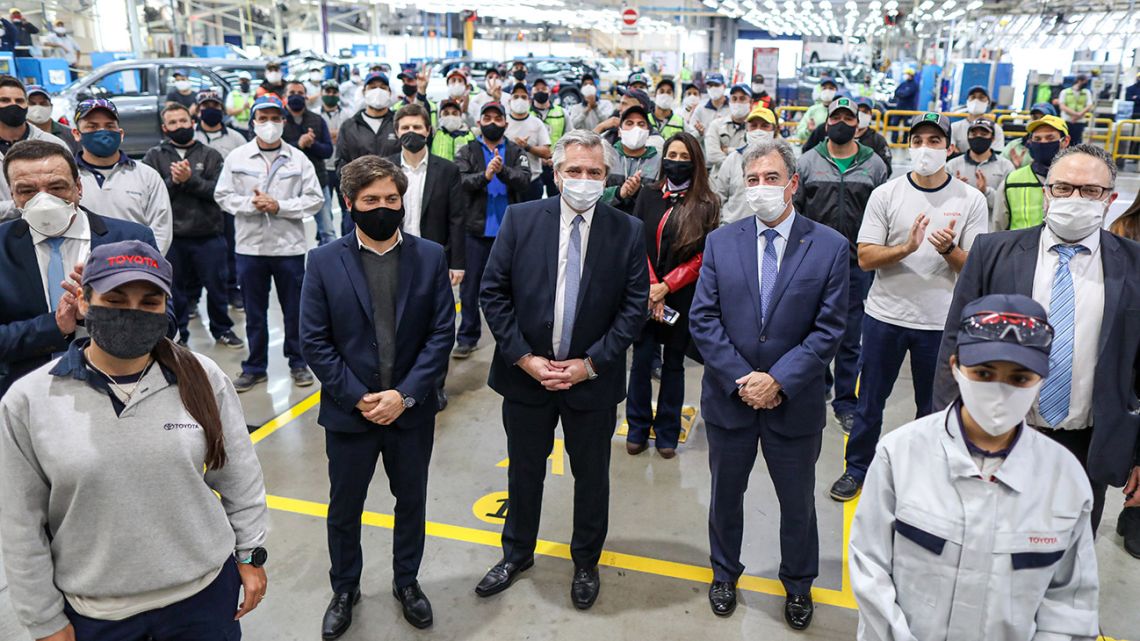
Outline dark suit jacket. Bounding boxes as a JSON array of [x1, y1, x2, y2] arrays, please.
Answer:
[[689, 213, 849, 436], [480, 197, 649, 410], [385, 152, 466, 270], [933, 226, 1140, 486], [300, 232, 456, 433], [0, 209, 158, 397]]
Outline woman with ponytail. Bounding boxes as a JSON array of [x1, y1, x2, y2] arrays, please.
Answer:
[[0, 239, 269, 641]]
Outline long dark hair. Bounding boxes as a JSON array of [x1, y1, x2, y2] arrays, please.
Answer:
[[1109, 198, 1140, 242], [153, 339, 227, 470], [657, 132, 720, 261]]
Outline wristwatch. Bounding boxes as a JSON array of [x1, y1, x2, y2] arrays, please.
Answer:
[[238, 547, 268, 568], [401, 393, 416, 409], [584, 357, 599, 381]]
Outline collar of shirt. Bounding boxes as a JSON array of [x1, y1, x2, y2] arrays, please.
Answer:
[[755, 209, 797, 239], [49, 338, 177, 388], [29, 205, 91, 245], [955, 400, 1023, 459], [559, 196, 595, 228], [76, 151, 134, 173], [245, 142, 291, 160], [941, 404, 1030, 492], [964, 152, 995, 166], [1040, 222, 1100, 256], [357, 228, 404, 256], [401, 151, 428, 173]]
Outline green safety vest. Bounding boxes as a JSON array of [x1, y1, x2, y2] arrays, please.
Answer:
[[227, 90, 254, 125], [394, 98, 439, 127], [1004, 164, 1045, 230], [533, 105, 565, 146], [648, 111, 685, 140], [431, 129, 475, 162], [1061, 88, 1090, 113]]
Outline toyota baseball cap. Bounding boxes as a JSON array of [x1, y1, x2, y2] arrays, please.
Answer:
[[75, 98, 118, 123], [250, 95, 284, 115], [828, 96, 857, 118], [909, 112, 951, 139], [957, 294, 1052, 377], [83, 240, 173, 297]]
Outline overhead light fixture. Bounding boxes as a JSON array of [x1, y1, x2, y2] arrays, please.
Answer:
[[966, 0, 983, 9]]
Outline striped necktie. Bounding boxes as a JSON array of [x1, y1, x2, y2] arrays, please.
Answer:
[[1038, 243, 1088, 427]]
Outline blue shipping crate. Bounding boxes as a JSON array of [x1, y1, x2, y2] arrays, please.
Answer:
[[15, 58, 70, 90]]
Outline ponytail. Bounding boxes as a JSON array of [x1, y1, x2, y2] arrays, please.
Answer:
[[153, 338, 227, 470]]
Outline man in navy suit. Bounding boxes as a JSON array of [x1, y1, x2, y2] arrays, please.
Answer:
[[689, 139, 848, 631], [299, 156, 455, 636], [475, 130, 648, 610], [0, 139, 158, 397], [934, 144, 1140, 544]]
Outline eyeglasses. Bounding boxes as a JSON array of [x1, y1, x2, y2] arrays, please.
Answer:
[[1045, 182, 1112, 200], [960, 312, 1053, 347]]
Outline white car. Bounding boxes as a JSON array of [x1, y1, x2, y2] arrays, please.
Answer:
[[594, 58, 630, 94]]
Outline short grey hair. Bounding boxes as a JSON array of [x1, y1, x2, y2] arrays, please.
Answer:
[[552, 129, 613, 174], [741, 138, 798, 180], [1047, 143, 1117, 188]]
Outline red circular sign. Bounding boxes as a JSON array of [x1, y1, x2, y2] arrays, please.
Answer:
[[622, 7, 639, 25]]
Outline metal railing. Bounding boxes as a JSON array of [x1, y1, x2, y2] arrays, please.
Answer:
[[1112, 119, 1140, 163]]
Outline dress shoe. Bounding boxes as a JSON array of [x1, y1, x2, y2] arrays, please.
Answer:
[[321, 588, 361, 640], [657, 447, 677, 459], [1117, 505, 1140, 559], [392, 580, 433, 629], [784, 593, 813, 630], [570, 566, 600, 610], [626, 440, 648, 455], [829, 473, 862, 502], [291, 367, 315, 387], [452, 343, 476, 359], [834, 412, 855, 434], [474, 557, 533, 597], [708, 581, 737, 617]]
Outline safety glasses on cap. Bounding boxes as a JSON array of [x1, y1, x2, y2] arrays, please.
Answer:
[[960, 312, 1053, 347]]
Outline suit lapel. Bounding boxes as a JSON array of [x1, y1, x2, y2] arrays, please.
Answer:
[[574, 203, 607, 311], [543, 201, 560, 297], [735, 217, 763, 331], [339, 237, 373, 319], [395, 235, 415, 331], [1097, 231, 1125, 358], [761, 215, 812, 331], [1011, 227, 1041, 295]]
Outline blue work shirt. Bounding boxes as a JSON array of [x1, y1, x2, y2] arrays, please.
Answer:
[[481, 138, 509, 237]]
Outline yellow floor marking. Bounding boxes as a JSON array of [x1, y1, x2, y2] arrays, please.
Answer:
[[249, 390, 321, 445], [616, 405, 699, 444], [497, 438, 565, 475]]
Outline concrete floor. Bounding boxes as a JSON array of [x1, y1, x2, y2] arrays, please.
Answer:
[[1, 168, 1138, 641]]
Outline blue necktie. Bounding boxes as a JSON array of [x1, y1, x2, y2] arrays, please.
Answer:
[[759, 228, 780, 323], [45, 237, 65, 311], [556, 215, 583, 360], [1038, 244, 1088, 427]]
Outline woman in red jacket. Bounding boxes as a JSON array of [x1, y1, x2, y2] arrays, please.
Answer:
[[625, 132, 720, 458]]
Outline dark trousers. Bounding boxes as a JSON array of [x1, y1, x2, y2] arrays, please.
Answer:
[[325, 422, 435, 592], [829, 262, 873, 416], [707, 420, 822, 595], [844, 315, 942, 482], [236, 254, 306, 376], [1067, 121, 1087, 146], [64, 557, 241, 641], [169, 235, 234, 340], [626, 330, 686, 449], [457, 235, 495, 347], [500, 397, 617, 569], [224, 215, 239, 299], [540, 164, 560, 197], [527, 177, 545, 202], [1038, 426, 1108, 533], [330, 169, 353, 236]]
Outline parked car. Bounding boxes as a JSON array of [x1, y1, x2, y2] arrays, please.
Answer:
[[802, 35, 871, 64], [508, 57, 596, 95], [594, 58, 630, 94]]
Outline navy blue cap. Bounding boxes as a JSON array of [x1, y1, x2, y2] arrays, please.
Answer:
[[83, 240, 173, 297], [622, 88, 652, 111], [364, 72, 389, 87], [479, 101, 506, 117], [729, 83, 753, 97], [957, 294, 1051, 377], [967, 84, 990, 98], [704, 72, 726, 86], [1030, 102, 1057, 117]]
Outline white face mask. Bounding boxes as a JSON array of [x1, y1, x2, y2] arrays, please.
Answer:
[[620, 126, 649, 150], [966, 99, 988, 116], [746, 183, 790, 222], [683, 94, 700, 110], [364, 87, 392, 110], [747, 129, 774, 146], [448, 81, 467, 98], [265, 71, 282, 84], [254, 120, 284, 145], [581, 84, 597, 99], [655, 93, 675, 111], [439, 114, 464, 132], [751, 83, 765, 94], [909, 146, 947, 176], [53, 27, 66, 35], [729, 102, 750, 119], [858, 112, 872, 130], [1045, 195, 1106, 242], [819, 88, 836, 104], [560, 177, 605, 211], [351, 75, 362, 85], [27, 104, 53, 124], [20, 191, 76, 237], [708, 86, 725, 100], [174, 80, 191, 92], [953, 367, 1041, 437], [509, 97, 530, 115]]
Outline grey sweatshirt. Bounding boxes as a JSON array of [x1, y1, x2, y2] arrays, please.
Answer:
[[0, 341, 268, 638]]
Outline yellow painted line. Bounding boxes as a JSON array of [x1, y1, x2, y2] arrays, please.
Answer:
[[265, 493, 857, 610], [249, 390, 321, 445], [840, 434, 856, 600]]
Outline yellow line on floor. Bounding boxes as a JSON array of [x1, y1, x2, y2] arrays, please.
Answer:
[[249, 390, 321, 445], [265, 494, 858, 610]]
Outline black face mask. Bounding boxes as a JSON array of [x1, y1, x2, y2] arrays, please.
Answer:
[[168, 126, 195, 146], [661, 159, 694, 185], [401, 83, 418, 97], [400, 131, 427, 153], [352, 205, 403, 242], [513, 70, 527, 81], [199, 107, 224, 127], [1028, 140, 1062, 166], [0, 104, 27, 127], [239, 82, 251, 92], [85, 306, 169, 360], [967, 136, 993, 154], [827, 121, 856, 145], [481, 122, 506, 143], [533, 91, 549, 104]]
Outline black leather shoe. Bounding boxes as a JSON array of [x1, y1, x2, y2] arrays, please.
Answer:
[[1117, 505, 1140, 559], [321, 588, 361, 640], [708, 581, 737, 617], [784, 593, 813, 630], [474, 558, 534, 597], [829, 473, 861, 502], [570, 566, 600, 610], [392, 580, 433, 629], [834, 412, 855, 434]]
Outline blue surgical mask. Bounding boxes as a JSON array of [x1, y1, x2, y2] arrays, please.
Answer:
[[286, 94, 307, 112], [80, 130, 122, 158]]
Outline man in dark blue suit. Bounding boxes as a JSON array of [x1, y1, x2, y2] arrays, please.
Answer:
[[0, 140, 158, 397], [475, 130, 648, 610], [689, 139, 848, 631], [934, 144, 1140, 546], [299, 156, 455, 637]]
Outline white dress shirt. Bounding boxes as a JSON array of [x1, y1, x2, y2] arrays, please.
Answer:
[[1028, 226, 1104, 430], [30, 211, 91, 310], [551, 198, 594, 358], [756, 210, 797, 292], [357, 228, 403, 256], [400, 151, 429, 238]]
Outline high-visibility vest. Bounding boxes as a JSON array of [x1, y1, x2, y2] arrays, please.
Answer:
[[431, 129, 475, 162], [1003, 165, 1045, 230], [533, 105, 566, 146], [648, 111, 685, 140]]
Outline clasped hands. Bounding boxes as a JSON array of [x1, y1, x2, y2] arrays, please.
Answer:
[[518, 354, 589, 391], [355, 390, 406, 426], [735, 371, 782, 410]]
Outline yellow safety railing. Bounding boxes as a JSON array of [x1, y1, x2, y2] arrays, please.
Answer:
[[1112, 119, 1140, 162], [776, 105, 808, 142], [1088, 117, 1115, 153], [870, 109, 884, 133], [996, 113, 1034, 139]]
